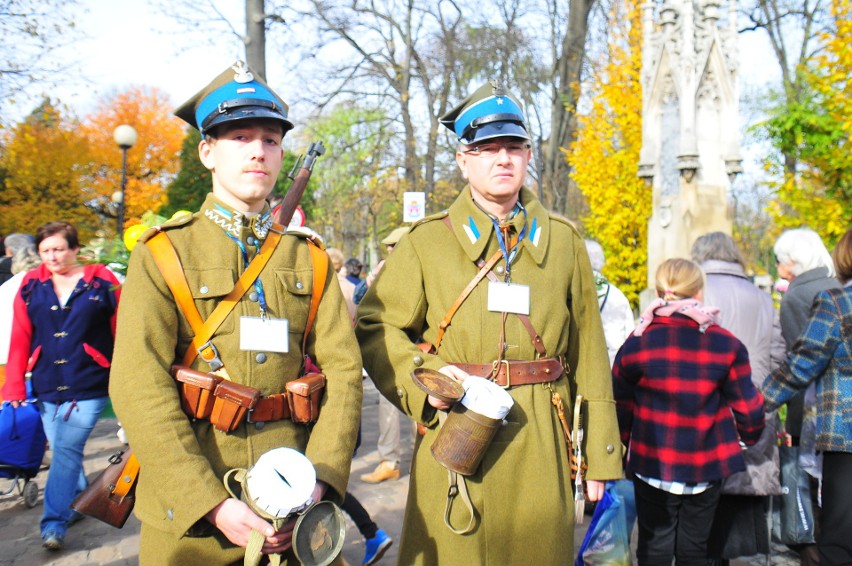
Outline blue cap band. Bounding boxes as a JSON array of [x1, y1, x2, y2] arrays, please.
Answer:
[[454, 95, 524, 138], [195, 80, 286, 133]]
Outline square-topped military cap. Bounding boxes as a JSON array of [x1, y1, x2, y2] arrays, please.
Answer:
[[440, 80, 529, 145], [175, 61, 294, 136]]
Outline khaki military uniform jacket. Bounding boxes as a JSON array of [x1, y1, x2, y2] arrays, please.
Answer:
[[356, 187, 622, 565], [110, 194, 362, 564]]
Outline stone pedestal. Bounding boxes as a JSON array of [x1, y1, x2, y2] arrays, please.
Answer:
[[638, 0, 743, 302]]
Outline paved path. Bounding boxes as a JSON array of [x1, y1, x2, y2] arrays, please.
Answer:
[[1, 381, 800, 565]]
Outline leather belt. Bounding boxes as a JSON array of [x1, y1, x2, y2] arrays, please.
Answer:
[[451, 357, 564, 388], [248, 393, 291, 422]]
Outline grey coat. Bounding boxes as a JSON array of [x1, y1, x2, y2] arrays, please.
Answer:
[[779, 266, 841, 436], [702, 260, 785, 495]]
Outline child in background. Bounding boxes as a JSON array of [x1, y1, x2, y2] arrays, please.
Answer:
[[612, 258, 765, 565]]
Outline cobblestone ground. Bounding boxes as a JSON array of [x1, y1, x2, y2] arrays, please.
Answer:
[[1, 382, 803, 565]]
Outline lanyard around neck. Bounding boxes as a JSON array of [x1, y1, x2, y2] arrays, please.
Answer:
[[224, 232, 269, 316], [489, 203, 527, 282]]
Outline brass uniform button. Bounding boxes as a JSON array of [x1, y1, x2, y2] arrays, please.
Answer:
[[413, 355, 424, 367]]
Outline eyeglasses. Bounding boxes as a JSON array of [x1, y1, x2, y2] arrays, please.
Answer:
[[462, 141, 531, 158]]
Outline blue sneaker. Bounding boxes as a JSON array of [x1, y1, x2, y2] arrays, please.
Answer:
[[363, 529, 392, 565], [42, 531, 64, 551]]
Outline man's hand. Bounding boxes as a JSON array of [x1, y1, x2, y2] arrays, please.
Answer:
[[205, 498, 294, 553], [427, 365, 470, 410], [311, 479, 328, 504], [585, 480, 605, 502]]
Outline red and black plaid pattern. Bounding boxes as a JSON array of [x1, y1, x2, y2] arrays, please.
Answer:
[[613, 314, 765, 484]]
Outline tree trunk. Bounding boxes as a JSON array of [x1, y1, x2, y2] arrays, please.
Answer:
[[245, 0, 267, 80], [543, 0, 595, 216]]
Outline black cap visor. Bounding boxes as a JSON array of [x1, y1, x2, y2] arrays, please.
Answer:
[[460, 119, 529, 145], [201, 100, 294, 136]]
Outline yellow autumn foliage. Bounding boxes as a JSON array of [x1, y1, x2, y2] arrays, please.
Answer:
[[766, 0, 851, 245], [81, 86, 185, 233], [569, 0, 650, 307]]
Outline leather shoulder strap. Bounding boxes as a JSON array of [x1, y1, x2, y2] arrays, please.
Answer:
[[302, 237, 328, 354], [146, 231, 205, 333], [437, 216, 547, 357], [146, 226, 285, 368]]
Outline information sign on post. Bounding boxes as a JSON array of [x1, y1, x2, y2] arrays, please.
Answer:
[[403, 192, 426, 223]]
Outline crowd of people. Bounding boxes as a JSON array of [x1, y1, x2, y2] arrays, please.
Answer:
[[0, 60, 849, 566]]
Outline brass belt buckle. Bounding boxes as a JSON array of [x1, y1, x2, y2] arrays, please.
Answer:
[[491, 359, 511, 389]]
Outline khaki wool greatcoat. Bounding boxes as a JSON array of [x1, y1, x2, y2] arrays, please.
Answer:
[[356, 187, 623, 565], [110, 194, 362, 565]]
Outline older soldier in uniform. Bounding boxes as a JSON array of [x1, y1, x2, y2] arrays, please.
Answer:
[[356, 81, 623, 564], [110, 62, 362, 564]]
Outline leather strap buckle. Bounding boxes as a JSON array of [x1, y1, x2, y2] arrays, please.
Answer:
[[492, 359, 511, 389], [197, 341, 224, 372]]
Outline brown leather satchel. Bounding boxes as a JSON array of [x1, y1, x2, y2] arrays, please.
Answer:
[[71, 448, 139, 528], [286, 372, 326, 423]]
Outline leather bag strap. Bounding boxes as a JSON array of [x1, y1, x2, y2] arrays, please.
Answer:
[[111, 451, 140, 498]]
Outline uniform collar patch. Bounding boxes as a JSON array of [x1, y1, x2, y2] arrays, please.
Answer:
[[530, 217, 541, 247], [463, 215, 480, 244], [205, 204, 241, 237], [205, 202, 272, 241]]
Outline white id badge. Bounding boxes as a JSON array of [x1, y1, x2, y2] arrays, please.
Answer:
[[240, 317, 289, 353], [487, 281, 530, 315]]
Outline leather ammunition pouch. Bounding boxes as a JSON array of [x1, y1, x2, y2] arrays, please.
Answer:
[[285, 372, 326, 424], [210, 380, 262, 433], [172, 365, 223, 420], [171, 365, 326, 431]]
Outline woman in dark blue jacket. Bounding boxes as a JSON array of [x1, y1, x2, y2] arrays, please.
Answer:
[[2, 221, 120, 551]]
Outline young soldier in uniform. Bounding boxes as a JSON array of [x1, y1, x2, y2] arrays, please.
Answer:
[[110, 62, 362, 564], [355, 81, 623, 564]]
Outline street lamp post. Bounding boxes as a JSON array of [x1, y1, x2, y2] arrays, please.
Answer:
[[113, 125, 138, 237]]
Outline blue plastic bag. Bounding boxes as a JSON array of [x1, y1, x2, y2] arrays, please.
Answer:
[[575, 480, 635, 566], [0, 401, 47, 478]]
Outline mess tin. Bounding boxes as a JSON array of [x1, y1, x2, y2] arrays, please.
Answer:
[[411, 368, 512, 476]]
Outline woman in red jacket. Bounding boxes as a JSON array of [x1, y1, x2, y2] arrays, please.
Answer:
[[2, 221, 120, 551], [612, 258, 765, 565]]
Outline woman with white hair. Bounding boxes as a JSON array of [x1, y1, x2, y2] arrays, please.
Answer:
[[772, 227, 840, 566], [774, 229, 840, 436]]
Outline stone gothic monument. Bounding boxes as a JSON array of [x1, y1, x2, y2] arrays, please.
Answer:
[[638, 0, 743, 291]]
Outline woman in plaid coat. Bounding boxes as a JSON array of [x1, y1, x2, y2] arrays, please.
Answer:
[[762, 228, 852, 564], [613, 258, 765, 565]]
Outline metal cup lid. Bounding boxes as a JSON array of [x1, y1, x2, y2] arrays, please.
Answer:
[[292, 501, 347, 566], [410, 368, 465, 404]]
